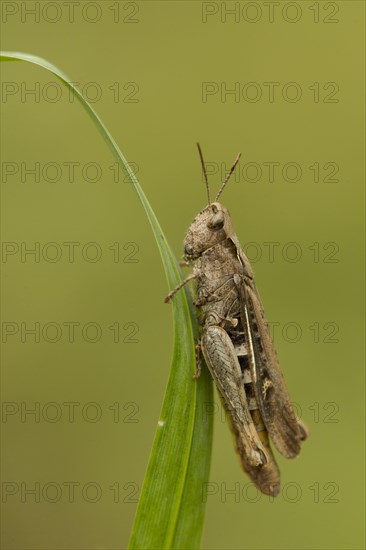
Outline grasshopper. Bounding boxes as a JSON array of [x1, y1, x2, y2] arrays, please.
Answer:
[[165, 144, 308, 497]]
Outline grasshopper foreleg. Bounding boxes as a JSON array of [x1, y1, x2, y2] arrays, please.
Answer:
[[164, 272, 197, 303]]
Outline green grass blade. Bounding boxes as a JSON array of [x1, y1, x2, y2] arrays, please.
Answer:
[[171, 336, 213, 549], [0, 52, 213, 549]]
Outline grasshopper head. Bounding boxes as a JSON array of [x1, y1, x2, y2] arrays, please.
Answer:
[[185, 144, 241, 260], [184, 202, 233, 260]]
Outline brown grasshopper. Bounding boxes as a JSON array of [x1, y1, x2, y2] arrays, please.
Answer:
[[165, 144, 308, 497]]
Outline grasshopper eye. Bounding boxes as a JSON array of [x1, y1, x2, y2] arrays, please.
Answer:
[[184, 243, 194, 257], [208, 211, 225, 231]]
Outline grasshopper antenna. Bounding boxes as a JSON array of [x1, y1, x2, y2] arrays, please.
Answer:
[[197, 142, 211, 205], [215, 152, 241, 202]]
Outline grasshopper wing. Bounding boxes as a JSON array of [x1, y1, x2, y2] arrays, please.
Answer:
[[234, 271, 306, 458]]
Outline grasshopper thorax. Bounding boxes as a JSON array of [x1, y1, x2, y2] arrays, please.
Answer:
[[184, 202, 234, 260]]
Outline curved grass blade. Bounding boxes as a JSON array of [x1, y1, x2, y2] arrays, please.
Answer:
[[0, 52, 213, 549]]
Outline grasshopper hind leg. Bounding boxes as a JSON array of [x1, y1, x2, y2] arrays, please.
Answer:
[[193, 342, 203, 380], [201, 324, 281, 497]]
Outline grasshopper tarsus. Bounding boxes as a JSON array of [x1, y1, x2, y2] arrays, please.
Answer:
[[297, 418, 310, 441], [192, 369, 201, 381]]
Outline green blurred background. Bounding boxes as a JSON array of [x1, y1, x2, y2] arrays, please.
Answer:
[[1, 1, 364, 549]]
